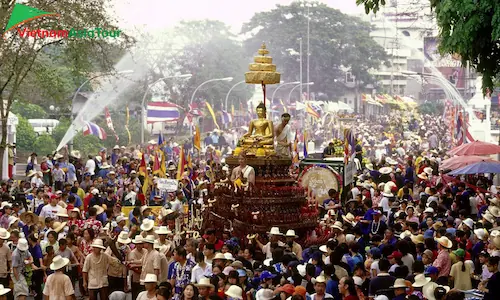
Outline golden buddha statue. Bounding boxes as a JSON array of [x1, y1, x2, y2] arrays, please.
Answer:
[[234, 103, 275, 157]]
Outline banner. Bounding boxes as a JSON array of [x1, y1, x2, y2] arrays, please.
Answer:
[[157, 178, 178, 192]]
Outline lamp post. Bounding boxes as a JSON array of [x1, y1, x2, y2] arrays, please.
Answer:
[[189, 77, 233, 135], [69, 70, 134, 153], [288, 82, 314, 102], [190, 77, 234, 106], [271, 81, 301, 103], [141, 74, 192, 144], [224, 80, 245, 111]]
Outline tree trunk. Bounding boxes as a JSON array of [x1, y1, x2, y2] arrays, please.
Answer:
[[0, 117, 7, 180]]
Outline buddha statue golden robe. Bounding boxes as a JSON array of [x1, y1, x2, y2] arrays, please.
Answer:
[[235, 103, 275, 157]]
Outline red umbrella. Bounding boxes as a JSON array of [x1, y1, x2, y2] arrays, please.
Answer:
[[440, 155, 497, 170], [447, 140, 500, 156]]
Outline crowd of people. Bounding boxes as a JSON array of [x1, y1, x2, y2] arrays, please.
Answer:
[[0, 111, 496, 300]]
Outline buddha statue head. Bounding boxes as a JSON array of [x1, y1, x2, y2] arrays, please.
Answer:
[[256, 102, 267, 119]]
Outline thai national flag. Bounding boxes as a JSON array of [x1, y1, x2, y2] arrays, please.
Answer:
[[83, 121, 107, 140], [221, 110, 232, 125], [147, 102, 180, 123], [306, 102, 321, 119]]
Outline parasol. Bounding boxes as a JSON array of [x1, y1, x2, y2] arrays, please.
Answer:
[[439, 156, 496, 170], [447, 161, 500, 175], [447, 140, 500, 156]]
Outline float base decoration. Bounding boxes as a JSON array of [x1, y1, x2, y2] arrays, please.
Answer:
[[202, 156, 318, 244]]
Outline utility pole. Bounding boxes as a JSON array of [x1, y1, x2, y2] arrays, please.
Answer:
[[306, 4, 310, 100], [299, 38, 303, 99]]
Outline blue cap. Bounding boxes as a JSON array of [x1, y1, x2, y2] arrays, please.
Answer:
[[84, 172, 91, 176], [424, 229, 434, 239], [424, 266, 439, 275], [237, 269, 246, 277], [369, 247, 381, 257], [259, 271, 276, 281]]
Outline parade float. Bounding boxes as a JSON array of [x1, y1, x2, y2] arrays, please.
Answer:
[[202, 44, 323, 245]]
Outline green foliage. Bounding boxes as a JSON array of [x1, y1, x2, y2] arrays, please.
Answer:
[[33, 135, 57, 156], [160, 20, 253, 108], [356, 0, 500, 95], [16, 115, 37, 152], [11, 101, 48, 119], [52, 118, 102, 156], [417, 102, 444, 115], [242, 1, 388, 99]]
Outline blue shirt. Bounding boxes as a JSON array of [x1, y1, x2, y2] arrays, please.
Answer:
[[70, 193, 82, 208]]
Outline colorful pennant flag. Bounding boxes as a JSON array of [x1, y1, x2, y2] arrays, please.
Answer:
[[205, 102, 220, 130], [306, 102, 321, 119], [104, 107, 119, 142], [176, 145, 186, 181], [303, 130, 308, 158], [193, 125, 201, 151], [125, 106, 131, 145], [139, 154, 149, 196], [83, 121, 107, 140], [292, 130, 299, 165], [221, 110, 232, 125]]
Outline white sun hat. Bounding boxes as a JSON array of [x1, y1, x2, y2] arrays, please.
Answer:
[[143, 273, 158, 283], [0, 284, 11, 296], [17, 238, 29, 251], [267, 227, 282, 236], [117, 232, 131, 244], [0, 228, 10, 240], [285, 229, 298, 238], [90, 238, 106, 250], [140, 219, 155, 232], [50, 255, 70, 271], [225, 285, 243, 299], [412, 274, 431, 287], [155, 226, 172, 235]]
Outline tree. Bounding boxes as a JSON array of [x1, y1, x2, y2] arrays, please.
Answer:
[[242, 1, 388, 100], [0, 0, 133, 176], [356, 0, 500, 94], [33, 135, 57, 156], [163, 20, 253, 109], [11, 101, 48, 119], [15, 116, 37, 152]]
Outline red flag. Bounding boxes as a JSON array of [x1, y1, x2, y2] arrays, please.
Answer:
[[104, 107, 119, 142]]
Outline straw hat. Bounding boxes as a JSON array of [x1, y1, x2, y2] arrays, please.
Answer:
[[224, 253, 235, 261], [474, 228, 489, 241], [50, 255, 70, 271], [225, 285, 243, 300], [142, 235, 155, 244], [365, 163, 374, 171], [140, 219, 155, 232], [432, 221, 444, 231], [331, 221, 344, 231], [117, 232, 131, 244], [155, 226, 172, 235], [462, 218, 474, 229], [390, 278, 407, 289], [17, 238, 29, 251], [435, 236, 452, 249], [483, 212, 496, 224], [417, 173, 428, 180], [412, 274, 431, 287], [143, 274, 158, 283], [399, 230, 412, 240], [493, 236, 500, 249], [379, 167, 392, 175], [93, 205, 104, 215], [52, 221, 67, 233], [55, 208, 69, 218], [410, 234, 425, 244], [342, 213, 357, 226], [284, 230, 298, 238], [488, 206, 500, 218], [195, 277, 214, 289], [0, 228, 10, 240], [423, 167, 433, 175], [213, 253, 227, 260], [0, 285, 11, 296], [315, 275, 327, 284], [132, 235, 143, 244], [267, 227, 282, 236], [26, 170, 37, 177], [90, 238, 106, 249]]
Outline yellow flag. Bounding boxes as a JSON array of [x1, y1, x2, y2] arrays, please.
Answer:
[[176, 146, 185, 181], [231, 104, 235, 117], [194, 125, 201, 151], [205, 102, 220, 130], [125, 106, 131, 145], [280, 99, 287, 113]]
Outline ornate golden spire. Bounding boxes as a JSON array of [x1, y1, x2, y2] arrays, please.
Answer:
[[245, 43, 281, 85]]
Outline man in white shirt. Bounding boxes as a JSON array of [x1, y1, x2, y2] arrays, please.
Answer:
[[85, 155, 96, 176], [39, 195, 63, 219]]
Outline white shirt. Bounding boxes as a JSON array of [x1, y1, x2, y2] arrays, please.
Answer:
[[31, 176, 43, 188], [39, 204, 62, 219], [136, 291, 157, 300], [170, 199, 182, 214], [262, 241, 286, 259], [190, 263, 212, 283], [310, 293, 333, 300], [379, 196, 390, 213], [85, 159, 96, 175], [370, 259, 380, 278]]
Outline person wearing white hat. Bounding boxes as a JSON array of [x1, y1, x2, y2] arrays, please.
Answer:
[[127, 235, 147, 300], [195, 277, 214, 299], [137, 274, 158, 300], [254, 227, 286, 259], [390, 278, 408, 300], [433, 236, 452, 285], [310, 275, 333, 299], [82, 238, 113, 300], [0, 228, 10, 297], [284, 229, 303, 260], [225, 284, 243, 300], [12, 238, 32, 300], [43, 255, 75, 299], [140, 235, 161, 286], [105, 232, 131, 294]]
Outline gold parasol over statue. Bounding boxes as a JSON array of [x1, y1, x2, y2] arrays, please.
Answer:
[[234, 44, 281, 157]]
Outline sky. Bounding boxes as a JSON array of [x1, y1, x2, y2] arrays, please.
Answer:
[[113, 0, 364, 34]]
